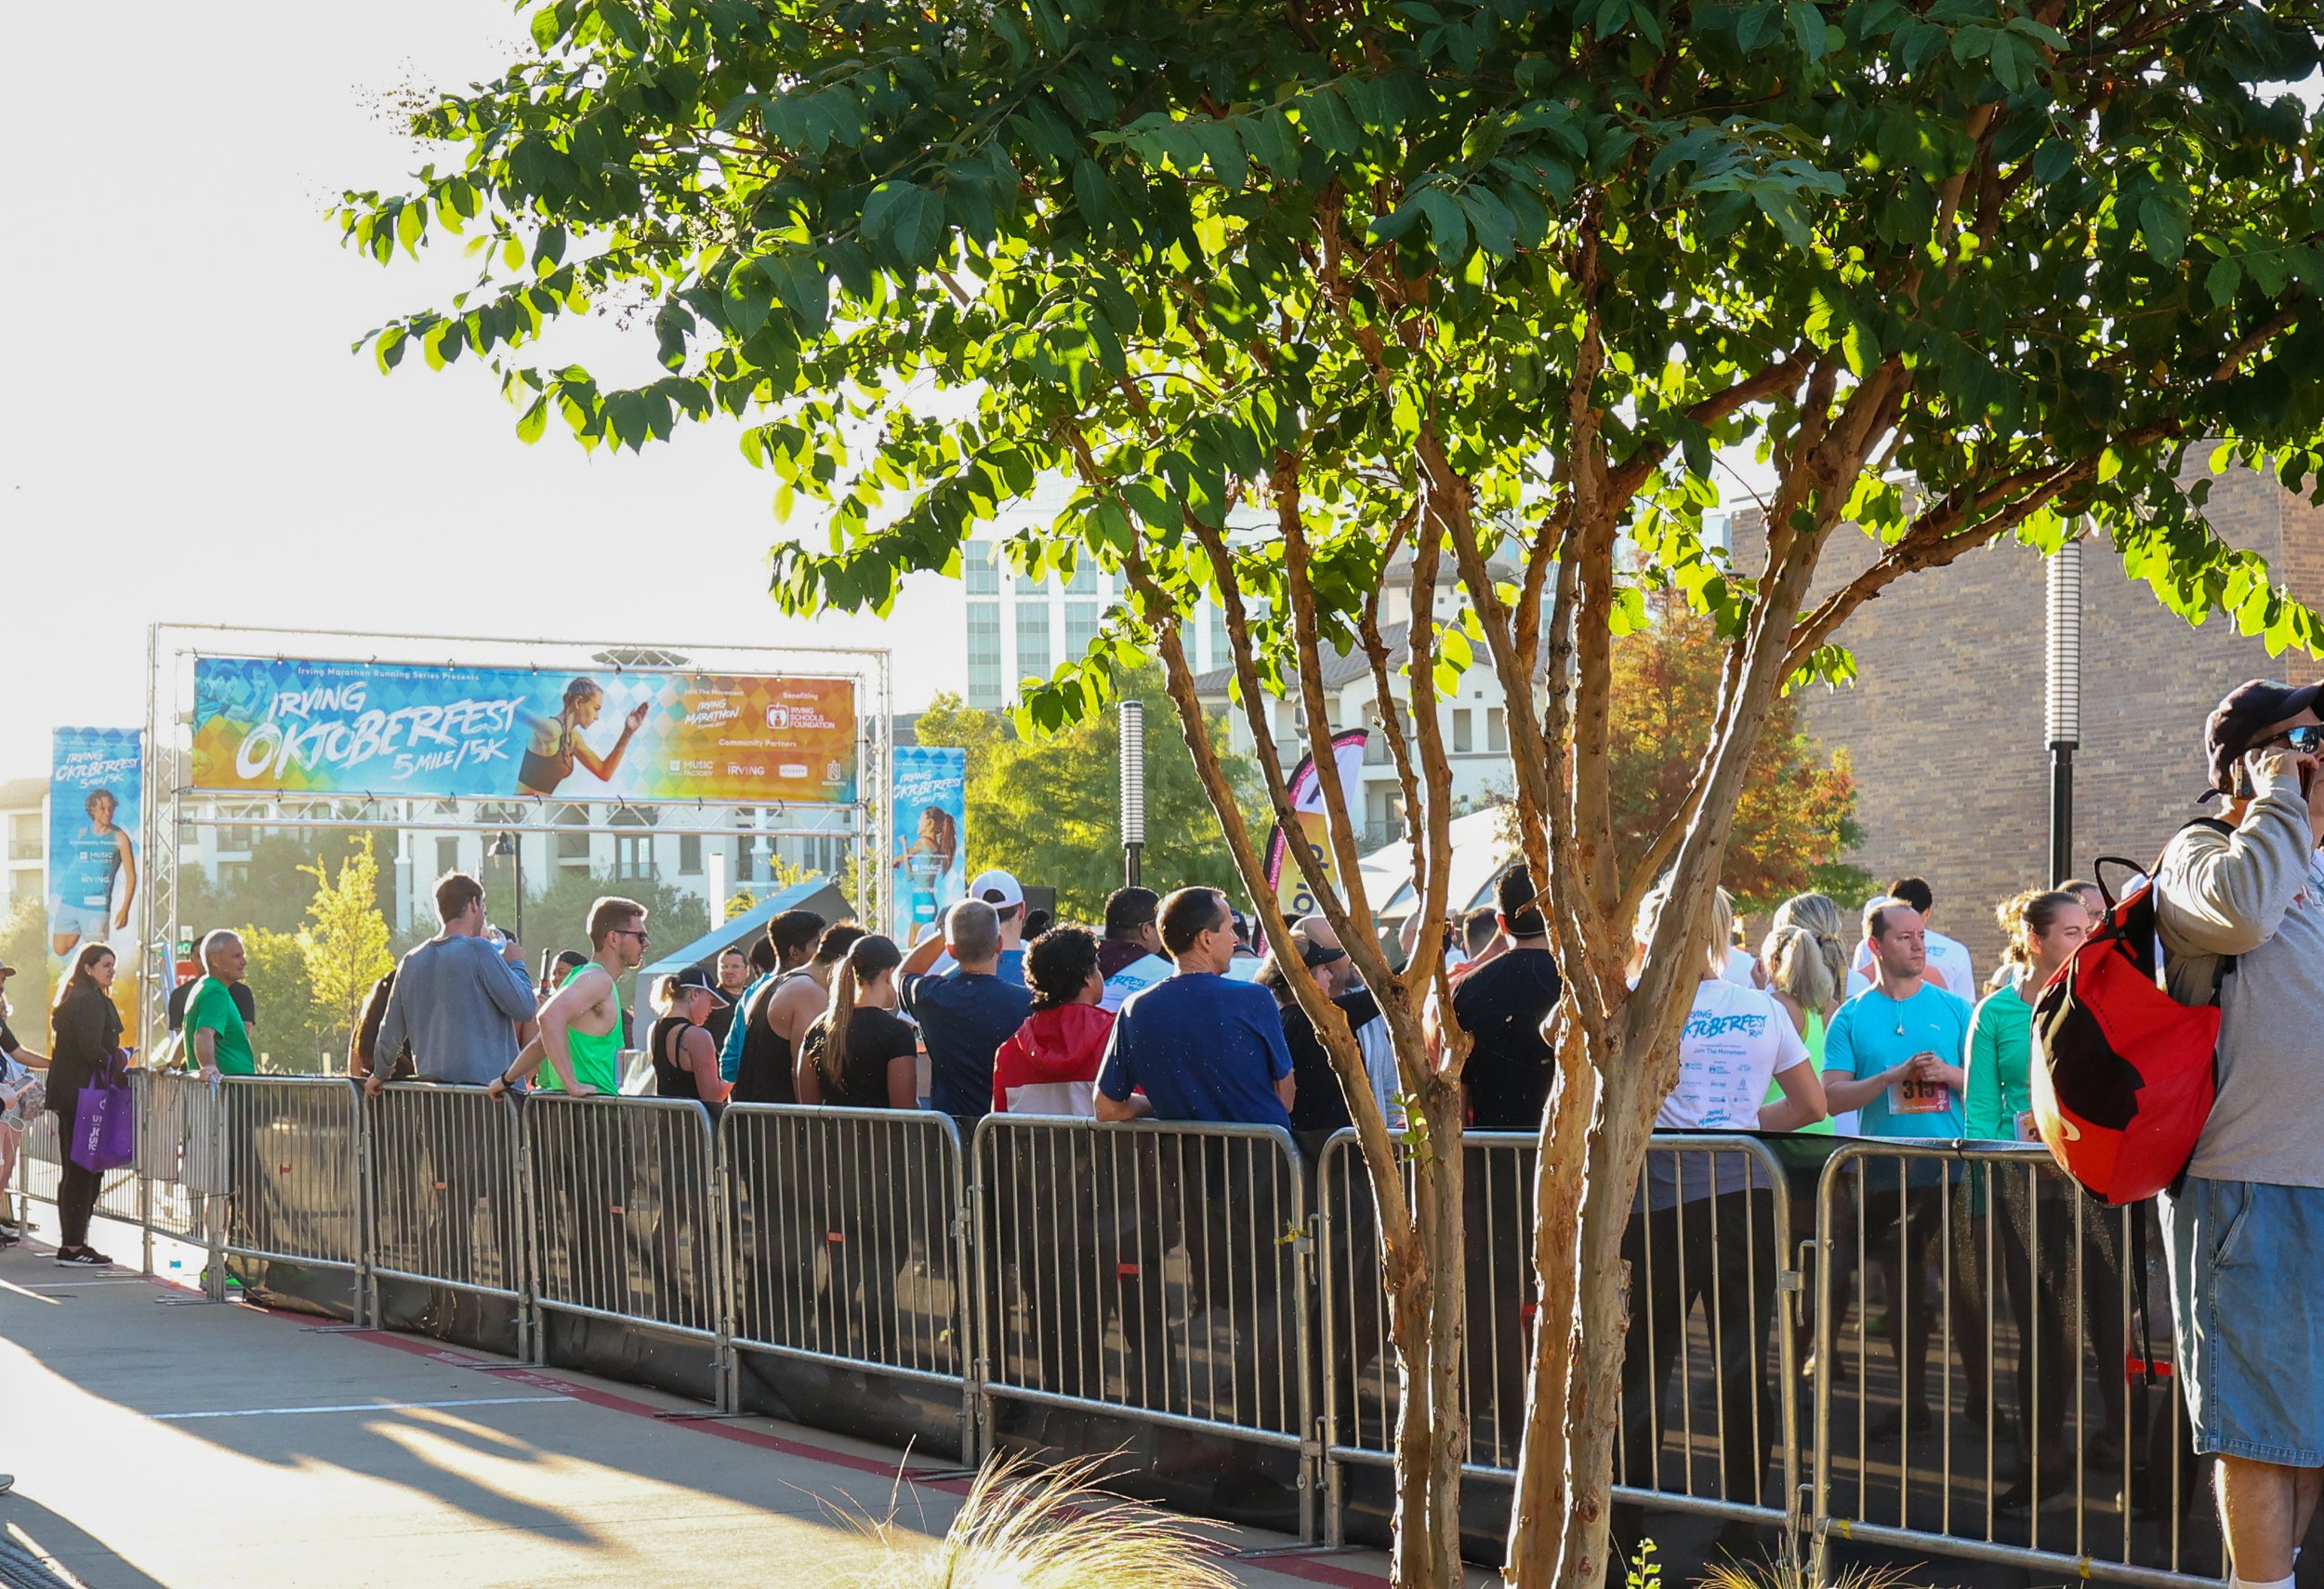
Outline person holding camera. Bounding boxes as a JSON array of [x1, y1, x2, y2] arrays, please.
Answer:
[[2155, 681, 2324, 1589], [364, 872, 537, 1092]]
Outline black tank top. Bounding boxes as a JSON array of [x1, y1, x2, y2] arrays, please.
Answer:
[[732, 971, 803, 1104], [652, 1014, 707, 1101]]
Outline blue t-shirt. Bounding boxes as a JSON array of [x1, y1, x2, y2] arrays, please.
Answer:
[[1097, 973, 1295, 1130], [720, 971, 776, 1083], [901, 969, 1033, 1119], [1824, 983, 1974, 1139]]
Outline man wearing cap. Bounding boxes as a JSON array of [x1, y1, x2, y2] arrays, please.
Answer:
[[1098, 886, 1173, 1013], [366, 872, 539, 1093], [649, 966, 733, 1104], [2154, 679, 2324, 1589], [900, 897, 1033, 1119]]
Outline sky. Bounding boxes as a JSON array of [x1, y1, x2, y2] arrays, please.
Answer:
[[0, 2, 963, 784]]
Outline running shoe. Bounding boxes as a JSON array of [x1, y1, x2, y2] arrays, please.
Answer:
[[54, 1246, 112, 1267]]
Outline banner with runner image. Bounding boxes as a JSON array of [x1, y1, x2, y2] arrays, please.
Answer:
[[48, 726, 144, 1044], [891, 746, 967, 942], [189, 656, 857, 804]]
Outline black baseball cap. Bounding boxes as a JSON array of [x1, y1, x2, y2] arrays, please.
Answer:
[[2206, 679, 2324, 792], [667, 965, 730, 1006]]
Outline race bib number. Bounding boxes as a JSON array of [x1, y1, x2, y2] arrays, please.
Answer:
[[1889, 1075, 1951, 1116]]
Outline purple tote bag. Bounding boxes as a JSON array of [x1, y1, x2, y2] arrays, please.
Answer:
[[71, 1051, 135, 1173]]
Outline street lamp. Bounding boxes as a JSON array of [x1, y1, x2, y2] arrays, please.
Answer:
[[2046, 536, 2082, 886], [491, 829, 523, 947], [1119, 698, 1146, 887]]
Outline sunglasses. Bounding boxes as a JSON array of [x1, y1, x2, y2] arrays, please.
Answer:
[[2267, 726, 2324, 755]]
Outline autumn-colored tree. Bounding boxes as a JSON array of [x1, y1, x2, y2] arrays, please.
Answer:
[[1608, 595, 1868, 912], [296, 837, 395, 1061]]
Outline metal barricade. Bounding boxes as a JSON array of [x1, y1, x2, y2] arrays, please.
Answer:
[[130, 1068, 227, 1277], [1316, 1130, 1799, 1546], [521, 1092, 729, 1397], [1811, 1141, 2217, 1589], [11, 1069, 191, 1262], [971, 1115, 1313, 1524], [365, 1082, 529, 1349], [719, 1103, 971, 1431], [218, 1077, 367, 1287]]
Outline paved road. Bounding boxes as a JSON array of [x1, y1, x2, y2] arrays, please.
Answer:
[[0, 1215, 1410, 1589]]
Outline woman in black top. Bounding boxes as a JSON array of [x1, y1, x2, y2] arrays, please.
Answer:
[[793, 934, 918, 1110], [50, 944, 124, 1266], [649, 969, 733, 1105]]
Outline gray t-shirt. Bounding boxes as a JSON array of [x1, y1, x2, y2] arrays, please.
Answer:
[[2157, 778, 2324, 1186], [373, 934, 539, 1086]]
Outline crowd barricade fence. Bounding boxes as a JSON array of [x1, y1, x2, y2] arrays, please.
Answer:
[[517, 1091, 730, 1406], [1315, 1130, 1802, 1548], [366, 1081, 531, 1355], [970, 1113, 1314, 1535], [217, 1077, 368, 1304], [718, 1102, 972, 1442], [6, 1079, 2236, 1589], [1810, 1139, 2218, 1589]]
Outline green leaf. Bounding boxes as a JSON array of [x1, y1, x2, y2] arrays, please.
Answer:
[[861, 179, 945, 266], [723, 260, 774, 338], [1789, 3, 1827, 60], [2206, 257, 2242, 310], [1460, 187, 1518, 260], [1414, 187, 1470, 264], [2138, 194, 2186, 266]]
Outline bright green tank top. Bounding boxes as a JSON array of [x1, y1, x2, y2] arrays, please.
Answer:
[[538, 967, 626, 1095], [1762, 1006, 1837, 1134]]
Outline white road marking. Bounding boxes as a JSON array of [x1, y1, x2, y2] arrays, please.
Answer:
[[152, 1396, 573, 1421]]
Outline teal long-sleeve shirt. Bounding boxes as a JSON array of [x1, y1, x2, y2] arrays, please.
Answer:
[[719, 971, 775, 1082], [1964, 980, 2032, 1141]]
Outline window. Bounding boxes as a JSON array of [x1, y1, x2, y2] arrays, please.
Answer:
[[435, 837, 458, 878], [1208, 602, 1229, 669], [556, 831, 590, 873], [7, 814, 38, 862], [1064, 601, 1099, 655], [215, 861, 248, 893], [1453, 708, 1474, 754], [1016, 598, 1051, 685], [1064, 561, 1097, 595], [1486, 707, 1507, 753], [967, 602, 1002, 708], [614, 834, 653, 881], [679, 834, 702, 875], [965, 543, 999, 596]]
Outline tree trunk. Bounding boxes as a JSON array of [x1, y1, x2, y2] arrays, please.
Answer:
[[1385, 1081, 1470, 1588]]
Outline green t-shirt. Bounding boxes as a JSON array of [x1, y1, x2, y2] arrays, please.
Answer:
[[1762, 1006, 1838, 1134], [536, 969, 625, 1096], [186, 976, 256, 1076]]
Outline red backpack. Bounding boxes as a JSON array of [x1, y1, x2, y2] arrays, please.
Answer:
[[2027, 819, 2234, 1206]]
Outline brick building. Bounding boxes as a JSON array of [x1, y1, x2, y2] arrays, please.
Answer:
[[1788, 464, 2324, 975]]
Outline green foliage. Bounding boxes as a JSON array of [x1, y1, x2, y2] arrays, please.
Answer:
[[296, 837, 396, 1061], [522, 868, 711, 979], [913, 669, 1263, 921], [240, 927, 331, 1074], [181, 829, 403, 944], [0, 895, 51, 1047], [340, 0, 2324, 695]]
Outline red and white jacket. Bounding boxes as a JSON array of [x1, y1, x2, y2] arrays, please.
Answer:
[[991, 1003, 1116, 1117]]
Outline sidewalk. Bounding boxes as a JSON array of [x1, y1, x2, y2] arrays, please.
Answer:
[[0, 1211, 1410, 1589]]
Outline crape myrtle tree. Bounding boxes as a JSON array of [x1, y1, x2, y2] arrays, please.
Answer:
[[339, 1, 2324, 1582]]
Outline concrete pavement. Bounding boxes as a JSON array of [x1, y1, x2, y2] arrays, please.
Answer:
[[0, 1210, 1413, 1589]]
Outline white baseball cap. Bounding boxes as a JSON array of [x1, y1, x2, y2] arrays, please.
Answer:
[[970, 868, 1024, 909]]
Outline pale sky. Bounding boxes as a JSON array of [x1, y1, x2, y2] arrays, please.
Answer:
[[0, 2, 963, 784]]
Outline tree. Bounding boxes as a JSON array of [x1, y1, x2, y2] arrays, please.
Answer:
[[1607, 593, 1868, 913], [341, 5, 2324, 1583], [916, 669, 1265, 920], [0, 896, 51, 1047], [297, 837, 396, 1063], [241, 928, 329, 1073], [524, 870, 710, 967]]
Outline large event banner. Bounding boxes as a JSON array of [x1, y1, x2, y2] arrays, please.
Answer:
[[49, 727, 144, 1044], [891, 745, 967, 941], [191, 658, 858, 804]]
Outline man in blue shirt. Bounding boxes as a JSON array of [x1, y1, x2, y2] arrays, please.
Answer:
[[1097, 887, 1295, 1129], [1824, 895, 1975, 1441], [900, 898, 1033, 1119]]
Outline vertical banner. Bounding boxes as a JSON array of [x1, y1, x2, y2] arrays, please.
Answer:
[[891, 746, 968, 942], [1263, 729, 1370, 917], [49, 727, 144, 1045]]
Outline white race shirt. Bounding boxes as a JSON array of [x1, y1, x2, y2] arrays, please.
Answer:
[[1657, 978, 1811, 1132], [1100, 951, 1174, 1013]]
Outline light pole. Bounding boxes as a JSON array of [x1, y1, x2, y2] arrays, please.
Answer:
[[1119, 698, 1146, 888], [491, 830, 523, 947], [2046, 536, 2082, 886]]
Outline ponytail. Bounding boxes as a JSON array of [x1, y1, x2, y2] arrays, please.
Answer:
[[1763, 892, 1847, 1016], [817, 934, 901, 1086], [1993, 888, 2079, 991]]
